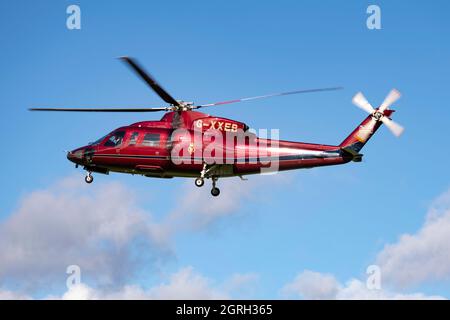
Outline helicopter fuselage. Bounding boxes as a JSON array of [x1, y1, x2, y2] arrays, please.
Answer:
[[32, 57, 402, 197], [67, 111, 353, 180]]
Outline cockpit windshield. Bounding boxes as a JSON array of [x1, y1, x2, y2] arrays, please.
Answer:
[[89, 134, 109, 145]]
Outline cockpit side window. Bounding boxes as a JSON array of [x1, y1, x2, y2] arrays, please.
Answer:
[[104, 131, 125, 147], [128, 132, 139, 146], [142, 133, 160, 147]]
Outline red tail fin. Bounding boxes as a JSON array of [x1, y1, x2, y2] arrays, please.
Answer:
[[340, 110, 394, 153]]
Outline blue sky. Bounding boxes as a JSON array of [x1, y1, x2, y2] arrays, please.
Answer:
[[0, 0, 449, 299]]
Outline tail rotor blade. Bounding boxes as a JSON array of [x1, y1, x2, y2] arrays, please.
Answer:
[[379, 89, 401, 112], [352, 92, 375, 114], [380, 116, 404, 137]]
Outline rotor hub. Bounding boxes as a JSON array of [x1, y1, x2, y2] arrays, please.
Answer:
[[173, 100, 194, 111], [373, 110, 383, 121]]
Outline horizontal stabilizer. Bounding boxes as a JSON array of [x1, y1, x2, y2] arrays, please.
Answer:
[[341, 146, 363, 162]]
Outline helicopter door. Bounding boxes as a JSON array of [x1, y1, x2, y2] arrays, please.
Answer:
[[131, 130, 169, 173], [119, 131, 141, 161], [95, 131, 126, 166]]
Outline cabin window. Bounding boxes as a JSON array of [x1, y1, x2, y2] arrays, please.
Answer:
[[104, 131, 125, 147], [129, 132, 139, 146], [142, 133, 160, 147]]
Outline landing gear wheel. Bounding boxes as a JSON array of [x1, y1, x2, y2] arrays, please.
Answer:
[[195, 178, 204, 187], [85, 174, 94, 184], [211, 187, 220, 197]]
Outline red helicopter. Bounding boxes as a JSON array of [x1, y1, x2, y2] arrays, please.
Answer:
[[30, 57, 404, 197]]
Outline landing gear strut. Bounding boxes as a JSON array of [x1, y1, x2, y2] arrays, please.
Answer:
[[85, 172, 94, 184], [194, 163, 221, 196], [194, 163, 207, 187]]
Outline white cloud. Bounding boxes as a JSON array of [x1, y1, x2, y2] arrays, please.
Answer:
[[376, 188, 450, 287], [0, 173, 276, 289], [0, 176, 170, 290], [59, 269, 261, 300], [281, 188, 450, 300], [335, 279, 443, 300], [146, 266, 228, 299], [222, 273, 260, 299], [58, 266, 229, 300], [281, 270, 445, 300], [41, 267, 262, 300], [0, 174, 275, 299], [0, 288, 31, 300], [62, 283, 98, 300], [281, 270, 340, 300]]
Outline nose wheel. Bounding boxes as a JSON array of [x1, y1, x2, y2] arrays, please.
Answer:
[[195, 177, 204, 187], [85, 172, 94, 184]]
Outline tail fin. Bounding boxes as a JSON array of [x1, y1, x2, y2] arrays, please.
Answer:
[[339, 110, 394, 156]]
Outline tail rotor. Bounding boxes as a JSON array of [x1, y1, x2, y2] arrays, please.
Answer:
[[351, 89, 404, 137]]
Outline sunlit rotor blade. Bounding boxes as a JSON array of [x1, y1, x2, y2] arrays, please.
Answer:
[[29, 107, 169, 112], [195, 87, 343, 108], [380, 116, 404, 137], [379, 89, 401, 112], [119, 56, 180, 106], [352, 92, 375, 114]]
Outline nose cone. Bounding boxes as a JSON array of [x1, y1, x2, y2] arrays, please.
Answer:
[[67, 148, 84, 165]]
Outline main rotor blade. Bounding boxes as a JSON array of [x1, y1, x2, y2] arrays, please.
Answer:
[[380, 116, 404, 137], [119, 56, 180, 106], [195, 87, 343, 108], [379, 89, 401, 112], [352, 92, 375, 114], [29, 107, 169, 112]]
